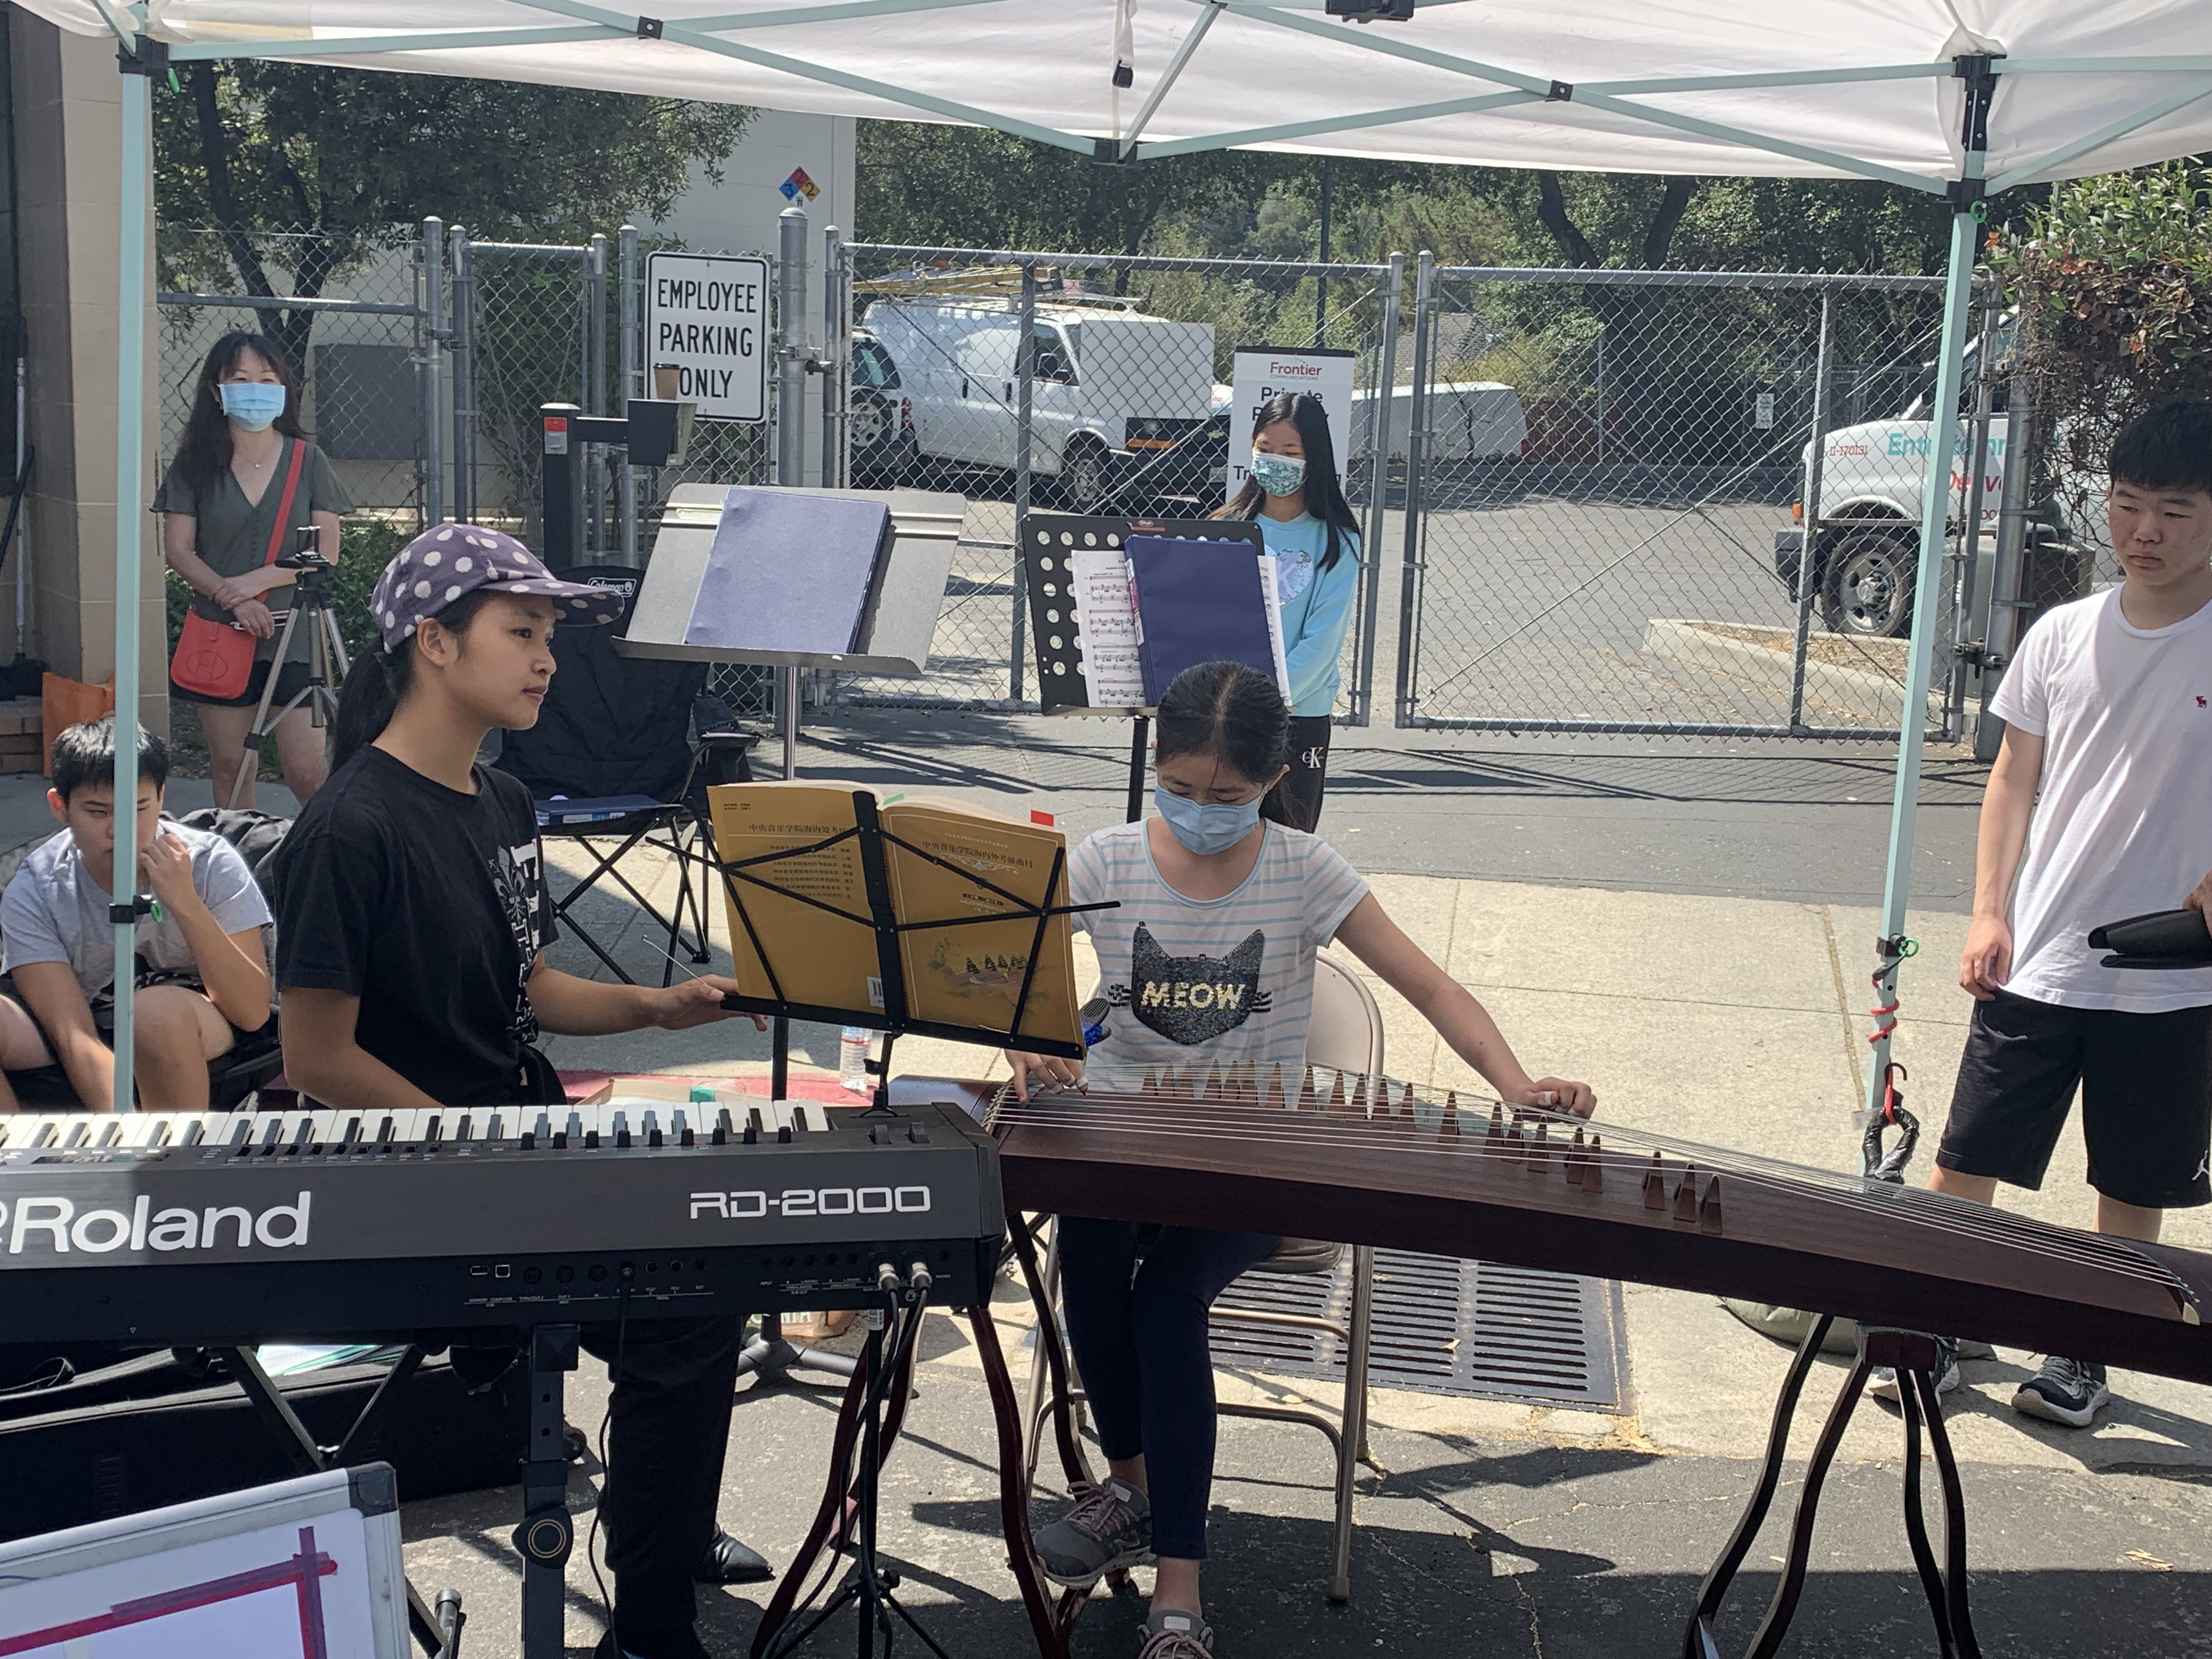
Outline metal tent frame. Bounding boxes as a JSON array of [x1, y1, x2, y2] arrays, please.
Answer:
[[72, 0, 2212, 1107]]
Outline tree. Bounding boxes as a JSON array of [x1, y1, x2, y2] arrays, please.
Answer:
[[156, 64, 752, 364], [857, 121, 1299, 260]]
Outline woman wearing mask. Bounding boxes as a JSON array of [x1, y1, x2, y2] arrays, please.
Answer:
[[1213, 391, 1363, 831], [157, 332, 351, 808]]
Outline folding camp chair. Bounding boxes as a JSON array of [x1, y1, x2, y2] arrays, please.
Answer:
[[495, 564, 758, 987]]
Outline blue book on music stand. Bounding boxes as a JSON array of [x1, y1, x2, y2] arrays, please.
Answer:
[[1125, 535, 1281, 705], [684, 487, 892, 654]]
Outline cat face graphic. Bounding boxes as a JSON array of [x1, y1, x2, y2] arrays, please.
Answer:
[[1128, 924, 1271, 1045]]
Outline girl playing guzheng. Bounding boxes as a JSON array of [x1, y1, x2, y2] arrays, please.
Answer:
[[1005, 658, 1592, 1659]]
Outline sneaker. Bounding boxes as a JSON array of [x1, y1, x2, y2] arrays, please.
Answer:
[[1869, 1334, 1960, 1403], [1033, 1477, 1153, 1588], [1139, 1608, 1215, 1659], [2012, 1356, 2112, 1428]]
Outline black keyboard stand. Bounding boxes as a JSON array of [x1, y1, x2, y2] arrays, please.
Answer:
[[515, 1325, 581, 1659], [221, 1342, 469, 1659], [736, 1311, 860, 1386]]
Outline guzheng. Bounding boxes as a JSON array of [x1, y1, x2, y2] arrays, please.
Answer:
[[989, 1065, 2212, 1386], [0, 1098, 1003, 1347]]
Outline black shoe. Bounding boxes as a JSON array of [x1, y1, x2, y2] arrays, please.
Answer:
[[697, 1528, 774, 1584], [2012, 1355, 2112, 1427], [593, 1627, 710, 1659]]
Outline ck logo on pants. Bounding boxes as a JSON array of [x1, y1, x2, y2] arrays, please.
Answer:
[[1126, 925, 1272, 1045]]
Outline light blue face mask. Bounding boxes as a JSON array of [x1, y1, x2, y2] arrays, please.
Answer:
[[1154, 786, 1263, 856], [1248, 452, 1306, 499], [218, 381, 287, 431]]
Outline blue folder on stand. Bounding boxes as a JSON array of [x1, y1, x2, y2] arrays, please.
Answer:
[[1125, 535, 1278, 706], [684, 487, 893, 654]]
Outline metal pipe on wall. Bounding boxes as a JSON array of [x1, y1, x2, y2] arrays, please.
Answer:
[[618, 224, 640, 561], [448, 224, 476, 524], [1976, 373, 2038, 761], [419, 217, 446, 526]]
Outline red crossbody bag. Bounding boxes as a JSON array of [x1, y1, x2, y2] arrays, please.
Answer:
[[170, 438, 307, 701]]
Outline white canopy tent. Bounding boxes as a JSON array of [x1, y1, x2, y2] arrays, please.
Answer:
[[22, 0, 2212, 1107]]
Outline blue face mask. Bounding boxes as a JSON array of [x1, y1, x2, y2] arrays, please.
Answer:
[[218, 381, 287, 431], [1154, 786, 1264, 856], [1248, 452, 1306, 499]]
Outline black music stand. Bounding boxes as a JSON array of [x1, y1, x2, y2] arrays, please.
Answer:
[[713, 788, 1097, 1390], [1020, 512, 1264, 822]]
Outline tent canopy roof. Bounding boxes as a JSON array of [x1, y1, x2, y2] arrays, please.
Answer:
[[28, 0, 2212, 194]]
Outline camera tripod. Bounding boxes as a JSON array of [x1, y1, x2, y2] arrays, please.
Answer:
[[228, 550, 350, 810]]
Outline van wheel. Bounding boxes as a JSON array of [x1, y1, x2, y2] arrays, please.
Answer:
[[1820, 531, 1915, 639], [1059, 443, 1116, 513]]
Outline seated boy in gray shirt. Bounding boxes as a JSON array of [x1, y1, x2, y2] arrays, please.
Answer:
[[0, 719, 273, 1111]]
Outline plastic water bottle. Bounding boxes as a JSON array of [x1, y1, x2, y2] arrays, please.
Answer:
[[839, 1028, 871, 1093]]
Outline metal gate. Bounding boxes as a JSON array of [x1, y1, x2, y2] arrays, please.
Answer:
[[826, 241, 1401, 716], [1393, 263, 1991, 738]]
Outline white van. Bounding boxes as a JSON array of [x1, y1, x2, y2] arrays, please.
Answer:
[[860, 298, 1220, 509]]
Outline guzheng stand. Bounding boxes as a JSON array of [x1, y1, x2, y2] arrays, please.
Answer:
[[708, 797, 1098, 1658], [1686, 1315, 1977, 1659]]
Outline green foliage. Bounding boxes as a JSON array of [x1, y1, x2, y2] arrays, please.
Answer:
[[1990, 160, 2212, 532]]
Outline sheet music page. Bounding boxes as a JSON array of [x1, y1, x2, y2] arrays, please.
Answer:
[[1257, 554, 1293, 699], [1069, 549, 1147, 708]]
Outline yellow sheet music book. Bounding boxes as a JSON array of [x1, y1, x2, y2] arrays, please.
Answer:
[[706, 782, 1082, 1051]]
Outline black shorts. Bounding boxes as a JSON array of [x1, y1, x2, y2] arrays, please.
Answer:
[[171, 656, 311, 710], [1936, 989, 2212, 1210], [1261, 714, 1332, 833]]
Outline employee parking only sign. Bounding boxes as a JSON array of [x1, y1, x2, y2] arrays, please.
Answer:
[[647, 252, 768, 422]]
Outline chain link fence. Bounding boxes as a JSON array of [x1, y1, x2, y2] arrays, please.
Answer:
[[1392, 266, 1991, 738], [158, 222, 2012, 743], [157, 225, 430, 516], [824, 242, 1398, 714]]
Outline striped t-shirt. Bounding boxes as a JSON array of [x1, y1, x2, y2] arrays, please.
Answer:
[[1070, 819, 1369, 1072]]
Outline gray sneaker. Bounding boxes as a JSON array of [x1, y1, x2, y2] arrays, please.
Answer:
[[2012, 1355, 2112, 1428], [1869, 1334, 1959, 1403], [1034, 1477, 1153, 1588], [1139, 1608, 1215, 1659]]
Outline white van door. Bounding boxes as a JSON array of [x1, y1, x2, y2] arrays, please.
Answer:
[[1027, 320, 1082, 477], [866, 305, 968, 467], [950, 320, 1020, 469]]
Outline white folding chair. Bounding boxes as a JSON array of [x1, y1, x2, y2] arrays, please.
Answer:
[[1211, 948, 1380, 1601], [1019, 949, 1382, 1602]]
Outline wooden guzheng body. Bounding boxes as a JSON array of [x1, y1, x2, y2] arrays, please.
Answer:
[[988, 1064, 2212, 1385]]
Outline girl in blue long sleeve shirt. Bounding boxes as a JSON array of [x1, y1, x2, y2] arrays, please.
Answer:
[[1215, 391, 1363, 829]]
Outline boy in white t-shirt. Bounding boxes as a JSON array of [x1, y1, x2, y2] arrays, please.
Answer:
[[1906, 397, 2212, 1429]]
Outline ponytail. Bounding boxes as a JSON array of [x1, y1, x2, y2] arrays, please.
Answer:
[[331, 589, 500, 772]]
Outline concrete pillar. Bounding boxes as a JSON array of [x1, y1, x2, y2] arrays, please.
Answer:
[[9, 8, 167, 737]]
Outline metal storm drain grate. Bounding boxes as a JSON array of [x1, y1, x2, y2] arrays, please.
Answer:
[[1208, 1248, 1629, 1410]]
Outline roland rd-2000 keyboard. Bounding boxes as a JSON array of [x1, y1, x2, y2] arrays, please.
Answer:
[[0, 1098, 1004, 1347]]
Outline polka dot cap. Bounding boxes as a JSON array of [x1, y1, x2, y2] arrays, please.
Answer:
[[369, 525, 627, 652]]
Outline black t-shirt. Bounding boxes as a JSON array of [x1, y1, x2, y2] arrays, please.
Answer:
[[273, 747, 555, 1105]]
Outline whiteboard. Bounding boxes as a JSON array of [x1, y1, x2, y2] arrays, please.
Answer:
[[0, 1467, 407, 1658]]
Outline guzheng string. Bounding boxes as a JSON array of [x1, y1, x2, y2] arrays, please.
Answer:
[[988, 1065, 2185, 1290]]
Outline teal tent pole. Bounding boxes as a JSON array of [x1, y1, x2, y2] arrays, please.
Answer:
[[110, 49, 151, 1110], [1864, 203, 1980, 1118]]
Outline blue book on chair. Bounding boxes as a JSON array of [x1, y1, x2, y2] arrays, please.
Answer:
[[1125, 535, 1282, 706]]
